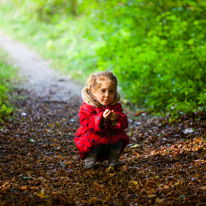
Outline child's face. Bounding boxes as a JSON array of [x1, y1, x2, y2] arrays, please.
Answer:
[[92, 80, 116, 106]]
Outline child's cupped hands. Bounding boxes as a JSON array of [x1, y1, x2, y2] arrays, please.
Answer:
[[103, 109, 112, 120], [103, 109, 118, 121]]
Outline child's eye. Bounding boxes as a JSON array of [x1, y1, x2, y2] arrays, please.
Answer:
[[101, 89, 106, 93], [110, 91, 114, 93]]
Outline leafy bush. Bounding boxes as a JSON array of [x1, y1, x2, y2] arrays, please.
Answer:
[[94, 0, 206, 113], [13, 0, 79, 21], [0, 51, 17, 122], [0, 85, 13, 121]]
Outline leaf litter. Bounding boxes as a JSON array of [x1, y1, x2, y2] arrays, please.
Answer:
[[0, 88, 206, 205]]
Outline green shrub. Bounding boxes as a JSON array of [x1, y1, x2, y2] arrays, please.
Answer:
[[0, 85, 13, 121], [94, 0, 206, 114], [13, 0, 79, 21], [0, 51, 17, 122]]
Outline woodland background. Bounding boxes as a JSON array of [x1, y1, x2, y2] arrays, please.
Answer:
[[0, 0, 206, 118]]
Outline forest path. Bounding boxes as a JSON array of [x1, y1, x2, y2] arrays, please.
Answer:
[[0, 30, 81, 102]]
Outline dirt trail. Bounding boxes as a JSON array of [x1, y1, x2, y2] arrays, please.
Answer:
[[0, 30, 81, 102]]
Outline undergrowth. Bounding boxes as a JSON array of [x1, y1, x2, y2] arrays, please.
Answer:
[[0, 0, 205, 115], [0, 49, 18, 122]]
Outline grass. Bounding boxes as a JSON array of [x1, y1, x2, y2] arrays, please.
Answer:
[[0, 1, 105, 82], [0, 48, 18, 122]]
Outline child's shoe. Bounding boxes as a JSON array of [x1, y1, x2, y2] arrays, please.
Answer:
[[108, 154, 121, 167], [84, 156, 97, 169]]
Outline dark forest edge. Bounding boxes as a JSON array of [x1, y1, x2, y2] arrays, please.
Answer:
[[0, 0, 205, 116]]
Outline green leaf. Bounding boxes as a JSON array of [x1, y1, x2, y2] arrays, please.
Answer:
[[131, 144, 140, 148], [188, 38, 194, 45], [22, 176, 31, 180], [178, 195, 185, 199]]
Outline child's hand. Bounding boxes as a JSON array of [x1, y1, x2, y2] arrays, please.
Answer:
[[103, 109, 112, 120], [110, 110, 118, 121]]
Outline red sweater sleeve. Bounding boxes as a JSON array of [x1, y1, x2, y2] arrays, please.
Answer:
[[109, 103, 128, 131], [78, 103, 109, 134]]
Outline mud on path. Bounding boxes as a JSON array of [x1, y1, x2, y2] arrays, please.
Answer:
[[0, 31, 206, 205]]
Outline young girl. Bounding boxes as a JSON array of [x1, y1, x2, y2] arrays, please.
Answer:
[[74, 71, 129, 169]]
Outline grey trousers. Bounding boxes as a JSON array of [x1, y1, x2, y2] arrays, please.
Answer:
[[90, 140, 123, 158]]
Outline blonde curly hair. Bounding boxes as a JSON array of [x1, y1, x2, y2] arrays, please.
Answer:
[[86, 71, 118, 93]]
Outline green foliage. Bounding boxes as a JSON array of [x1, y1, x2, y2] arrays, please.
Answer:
[[0, 0, 205, 114], [0, 87, 13, 120], [94, 0, 206, 113], [0, 51, 17, 122], [13, 0, 79, 21], [0, 1, 104, 80], [0, 84, 13, 122]]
